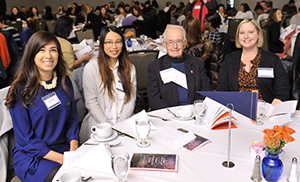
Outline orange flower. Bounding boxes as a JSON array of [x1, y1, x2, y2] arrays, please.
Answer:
[[263, 134, 281, 149], [263, 129, 276, 136], [283, 125, 296, 134], [273, 125, 284, 133], [126, 31, 135, 38]]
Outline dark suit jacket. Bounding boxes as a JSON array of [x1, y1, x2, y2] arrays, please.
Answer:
[[147, 54, 211, 110], [217, 49, 290, 103], [265, 22, 284, 53]]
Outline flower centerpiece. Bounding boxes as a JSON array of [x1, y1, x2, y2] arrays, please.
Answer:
[[262, 125, 296, 182], [125, 31, 135, 47]]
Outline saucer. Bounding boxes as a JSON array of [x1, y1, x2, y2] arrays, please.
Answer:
[[90, 130, 118, 142], [172, 113, 195, 121]]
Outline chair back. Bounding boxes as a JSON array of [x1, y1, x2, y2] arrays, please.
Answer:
[[7, 21, 23, 34], [46, 20, 56, 33], [129, 50, 159, 92], [227, 19, 242, 42], [260, 19, 268, 28], [261, 28, 269, 52], [75, 29, 94, 42]]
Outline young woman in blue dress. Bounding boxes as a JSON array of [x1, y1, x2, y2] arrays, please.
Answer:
[[5, 31, 80, 182]]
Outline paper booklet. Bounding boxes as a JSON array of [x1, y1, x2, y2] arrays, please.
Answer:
[[130, 153, 178, 172], [203, 97, 237, 130], [177, 128, 211, 152], [262, 100, 297, 118], [280, 24, 296, 40]]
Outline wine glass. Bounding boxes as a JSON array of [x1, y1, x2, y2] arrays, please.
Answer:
[[111, 152, 130, 182], [193, 100, 206, 125], [255, 100, 266, 125], [135, 118, 151, 148]]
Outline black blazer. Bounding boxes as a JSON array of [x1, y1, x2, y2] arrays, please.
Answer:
[[147, 54, 211, 110], [265, 22, 284, 53], [217, 49, 290, 103]]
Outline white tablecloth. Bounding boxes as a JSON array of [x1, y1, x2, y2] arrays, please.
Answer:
[[53, 106, 300, 182]]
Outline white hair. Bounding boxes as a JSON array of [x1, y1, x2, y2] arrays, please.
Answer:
[[162, 25, 187, 42]]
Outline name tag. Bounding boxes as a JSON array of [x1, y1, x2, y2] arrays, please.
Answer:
[[194, 5, 201, 9], [116, 80, 124, 92], [160, 68, 173, 84], [258, 68, 274, 78], [159, 68, 188, 89], [42, 92, 61, 111]]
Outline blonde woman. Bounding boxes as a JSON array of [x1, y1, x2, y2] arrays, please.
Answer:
[[217, 19, 290, 105]]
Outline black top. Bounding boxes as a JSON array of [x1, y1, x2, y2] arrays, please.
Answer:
[[217, 49, 290, 103], [265, 22, 284, 53]]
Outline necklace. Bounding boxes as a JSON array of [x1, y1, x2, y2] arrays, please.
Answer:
[[39, 71, 58, 90]]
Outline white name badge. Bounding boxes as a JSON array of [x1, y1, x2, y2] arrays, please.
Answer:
[[194, 5, 201, 9], [257, 68, 274, 78], [42, 92, 61, 111], [116, 80, 124, 92], [160, 68, 174, 84], [159, 68, 188, 89]]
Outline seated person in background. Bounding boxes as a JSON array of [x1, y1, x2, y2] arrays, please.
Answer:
[[147, 25, 211, 110], [5, 31, 79, 182], [122, 4, 138, 26], [97, 5, 113, 26], [54, 4, 66, 19], [176, 7, 189, 26], [235, 3, 254, 19], [290, 7, 300, 25], [42, 6, 54, 21], [133, 4, 144, 21], [54, 16, 91, 77], [217, 19, 290, 105], [217, 4, 227, 25], [114, 5, 126, 27], [79, 26, 136, 142], [8, 6, 25, 21], [264, 8, 291, 59], [255, 2, 269, 25], [75, 4, 98, 27], [66, 3, 78, 17], [0, 16, 22, 52], [169, 4, 179, 25], [282, 0, 297, 16], [204, 12, 222, 46]]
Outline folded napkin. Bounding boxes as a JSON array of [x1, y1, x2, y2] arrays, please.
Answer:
[[71, 143, 115, 176], [151, 125, 196, 150]]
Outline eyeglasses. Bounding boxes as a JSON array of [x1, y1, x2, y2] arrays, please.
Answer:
[[165, 40, 185, 47], [104, 40, 123, 47]]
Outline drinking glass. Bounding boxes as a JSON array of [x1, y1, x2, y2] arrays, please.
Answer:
[[193, 100, 206, 125], [135, 118, 151, 148], [255, 100, 266, 125], [111, 152, 130, 182]]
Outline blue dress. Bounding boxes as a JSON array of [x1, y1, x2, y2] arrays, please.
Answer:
[[9, 76, 80, 182]]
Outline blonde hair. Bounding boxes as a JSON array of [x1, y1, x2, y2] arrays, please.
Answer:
[[235, 19, 264, 48]]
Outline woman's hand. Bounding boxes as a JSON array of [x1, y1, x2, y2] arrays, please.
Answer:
[[70, 140, 79, 151]]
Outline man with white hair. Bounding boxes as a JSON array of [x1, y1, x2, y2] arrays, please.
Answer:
[[147, 25, 211, 110]]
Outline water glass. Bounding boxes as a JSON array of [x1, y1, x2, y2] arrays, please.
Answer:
[[135, 118, 151, 148], [255, 100, 266, 125], [193, 100, 206, 125], [111, 152, 130, 182]]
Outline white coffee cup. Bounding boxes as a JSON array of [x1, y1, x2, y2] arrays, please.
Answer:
[[91, 123, 112, 138], [178, 106, 192, 118], [60, 171, 82, 182]]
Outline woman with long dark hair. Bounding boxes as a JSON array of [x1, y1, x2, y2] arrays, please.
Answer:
[[79, 26, 136, 142], [264, 8, 291, 59], [5, 31, 79, 182], [8, 6, 24, 21]]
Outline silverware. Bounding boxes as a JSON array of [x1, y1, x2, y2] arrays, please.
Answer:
[[167, 109, 180, 118], [148, 114, 171, 121], [84, 141, 122, 147], [112, 128, 137, 141], [82, 176, 115, 181]]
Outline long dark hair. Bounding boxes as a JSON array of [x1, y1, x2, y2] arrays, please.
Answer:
[[97, 26, 134, 103], [5, 31, 70, 108], [54, 16, 73, 39], [264, 8, 281, 27]]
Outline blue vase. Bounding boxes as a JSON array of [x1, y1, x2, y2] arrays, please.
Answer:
[[262, 148, 283, 182], [127, 38, 132, 47]]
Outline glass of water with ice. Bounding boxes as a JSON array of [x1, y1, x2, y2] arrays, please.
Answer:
[[111, 152, 130, 182], [135, 118, 151, 148]]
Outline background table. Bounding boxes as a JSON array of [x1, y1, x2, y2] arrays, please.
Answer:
[[53, 106, 300, 182]]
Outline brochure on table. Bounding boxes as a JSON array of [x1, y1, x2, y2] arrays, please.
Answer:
[[72, 39, 93, 59]]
